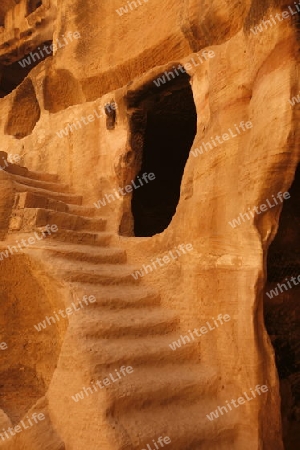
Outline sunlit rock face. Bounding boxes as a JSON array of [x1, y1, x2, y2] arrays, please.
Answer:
[[0, 0, 299, 449]]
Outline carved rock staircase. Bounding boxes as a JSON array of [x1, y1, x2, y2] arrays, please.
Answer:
[[2, 161, 231, 450]]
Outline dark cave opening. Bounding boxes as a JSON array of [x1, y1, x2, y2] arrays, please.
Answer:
[[264, 164, 300, 450], [130, 72, 197, 237], [0, 41, 52, 98]]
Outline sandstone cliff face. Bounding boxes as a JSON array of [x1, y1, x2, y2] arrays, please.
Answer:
[[0, 0, 299, 449]]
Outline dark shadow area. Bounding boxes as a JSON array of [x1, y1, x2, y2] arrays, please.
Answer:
[[5, 77, 41, 138], [264, 164, 300, 450], [130, 73, 197, 237], [26, 0, 43, 16], [43, 68, 83, 113], [0, 41, 52, 98], [244, 0, 289, 32]]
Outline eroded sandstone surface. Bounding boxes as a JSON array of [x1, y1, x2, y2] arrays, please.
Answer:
[[0, 1, 299, 449]]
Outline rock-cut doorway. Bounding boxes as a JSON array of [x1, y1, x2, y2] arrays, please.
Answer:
[[128, 71, 197, 237]]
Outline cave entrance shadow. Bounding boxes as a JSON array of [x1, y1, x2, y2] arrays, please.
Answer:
[[0, 41, 52, 98], [264, 164, 300, 450], [128, 71, 197, 237]]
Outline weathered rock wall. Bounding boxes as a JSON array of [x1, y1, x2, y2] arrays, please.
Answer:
[[0, 0, 299, 449]]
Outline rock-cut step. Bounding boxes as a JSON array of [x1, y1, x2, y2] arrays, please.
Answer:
[[75, 284, 161, 309], [4, 164, 59, 183], [56, 262, 141, 285], [116, 402, 236, 450], [25, 170, 59, 183], [77, 308, 180, 338], [75, 334, 200, 370], [21, 208, 107, 232], [44, 244, 127, 264], [67, 204, 101, 218], [16, 191, 101, 217], [39, 228, 113, 246], [105, 364, 218, 415], [15, 191, 69, 213], [10, 173, 69, 193], [14, 182, 83, 205]]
